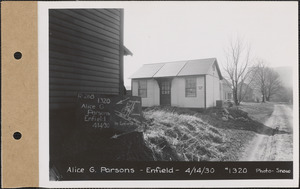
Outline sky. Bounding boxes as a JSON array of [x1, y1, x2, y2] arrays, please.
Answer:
[[122, 1, 298, 87]]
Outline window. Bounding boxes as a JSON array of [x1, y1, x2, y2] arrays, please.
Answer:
[[185, 77, 197, 97], [161, 81, 171, 95], [138, 80, 147, 98]]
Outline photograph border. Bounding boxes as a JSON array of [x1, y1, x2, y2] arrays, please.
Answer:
[[38, 1, 299, 188]]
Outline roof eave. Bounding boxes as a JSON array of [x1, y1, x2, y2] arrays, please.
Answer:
[[123, 45, 133, 56], [213, 59, 223, 79]]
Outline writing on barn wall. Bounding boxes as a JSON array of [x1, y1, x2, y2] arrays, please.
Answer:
[[77, 93, 142, 133]]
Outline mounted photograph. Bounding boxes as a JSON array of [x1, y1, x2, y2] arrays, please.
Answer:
[[43, 1, 298, 184]]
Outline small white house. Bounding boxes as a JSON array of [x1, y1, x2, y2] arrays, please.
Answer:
[[130, 58, 223, 108]]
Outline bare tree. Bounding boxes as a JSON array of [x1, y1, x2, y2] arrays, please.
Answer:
[[265, 68, 281, 101], [253, 60, 268, 102], [273, 86, 292, 103], [223, 37, 256, 105], [252, 60, 282, 102]]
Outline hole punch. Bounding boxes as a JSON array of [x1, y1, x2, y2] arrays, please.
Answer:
[[14, 52, 22, 60], [13, 132, 22, 140]]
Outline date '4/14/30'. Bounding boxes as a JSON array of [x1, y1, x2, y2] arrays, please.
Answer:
[[185, 167, 215, 175]]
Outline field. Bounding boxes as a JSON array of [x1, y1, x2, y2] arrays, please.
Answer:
[[238, 102, 275, 123], [142, 103, 275, 161]]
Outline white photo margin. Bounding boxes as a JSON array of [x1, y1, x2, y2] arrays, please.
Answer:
[[38, 1, 299, 188]]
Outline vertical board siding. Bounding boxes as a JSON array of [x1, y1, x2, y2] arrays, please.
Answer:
[[49, 9, 123, 109]]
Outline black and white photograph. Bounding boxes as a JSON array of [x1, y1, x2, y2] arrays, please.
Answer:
[[39, 1, 298, 187]]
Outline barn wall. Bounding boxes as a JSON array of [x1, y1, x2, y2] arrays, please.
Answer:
[[49, 9, 123, 109], [132, 79, 159, 107], [171, 76, 205, 108]]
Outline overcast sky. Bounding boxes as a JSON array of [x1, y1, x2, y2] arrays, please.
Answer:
[[123, 1, 298, 87]]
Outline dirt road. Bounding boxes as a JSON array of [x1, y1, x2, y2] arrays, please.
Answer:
[[240, 104, 293, 161]]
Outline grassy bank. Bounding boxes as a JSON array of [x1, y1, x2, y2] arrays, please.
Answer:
[[143, 103, 275, 161], [144, 109, 227, 161], [239, 102, 275, 123]]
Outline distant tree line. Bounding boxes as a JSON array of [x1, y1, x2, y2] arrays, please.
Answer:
[[223, 37, 290, 105], [252, 60, 282, 102]]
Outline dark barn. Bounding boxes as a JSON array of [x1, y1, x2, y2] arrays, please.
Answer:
[[49, 9, 126, 109], [49, 9, 151, 178]]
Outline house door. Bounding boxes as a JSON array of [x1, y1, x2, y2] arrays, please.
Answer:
[[160, 80, 171, 106]]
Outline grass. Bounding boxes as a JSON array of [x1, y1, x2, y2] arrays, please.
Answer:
[[143, 109, 228, 161], [238, 102, 275, 123], [142, 103, 275, 161]]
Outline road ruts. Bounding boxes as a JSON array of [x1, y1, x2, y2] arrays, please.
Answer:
[[240, 104, 293, 161]]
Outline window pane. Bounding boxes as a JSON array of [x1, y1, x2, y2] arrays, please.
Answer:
[[139, 80, 147, 89], [185, 77, 196, 97], [161, 81, 171, 95]]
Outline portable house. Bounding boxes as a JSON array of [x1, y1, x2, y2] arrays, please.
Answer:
[[131, 58, 223, 108]]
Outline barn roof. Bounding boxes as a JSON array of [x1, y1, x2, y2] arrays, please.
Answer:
[[130, 58, 223, 79], [123, 45, 133, 56]]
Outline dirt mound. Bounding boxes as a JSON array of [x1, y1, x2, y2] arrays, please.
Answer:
[[143, 109, 228, 161], [199, 107, 276, 135], [204, 107, 248, 119]]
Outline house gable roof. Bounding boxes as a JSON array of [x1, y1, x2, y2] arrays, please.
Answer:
[[130, 63, 165, 78], [154, 60, 186, 77], [130, 58, 223, 79]]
